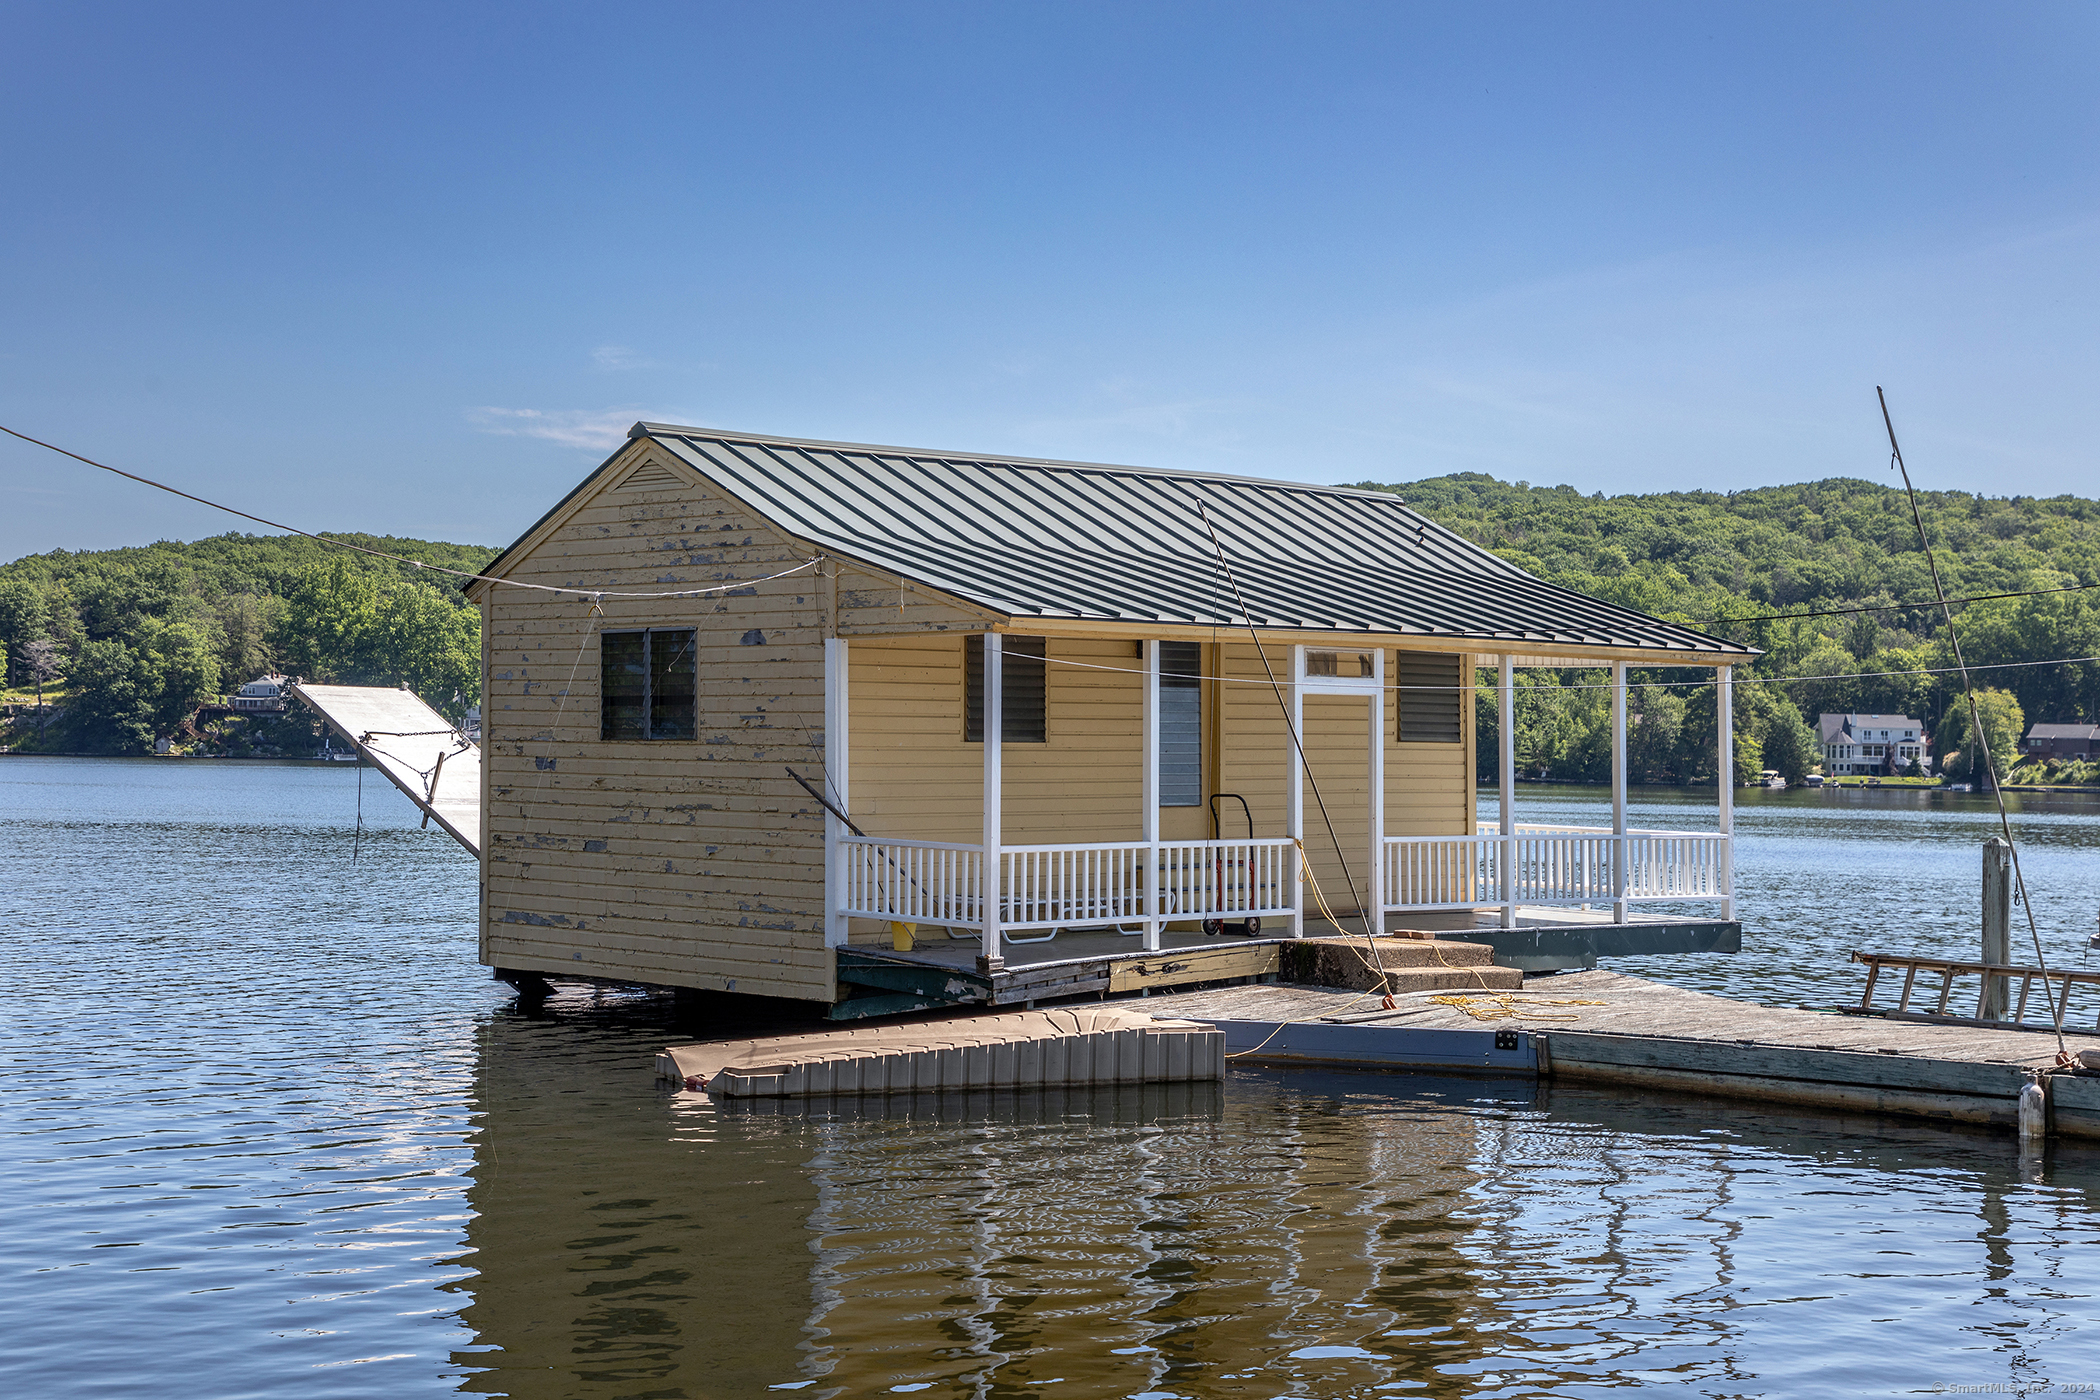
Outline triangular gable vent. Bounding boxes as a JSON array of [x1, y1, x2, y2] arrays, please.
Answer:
[[616, 460, 682, 491]]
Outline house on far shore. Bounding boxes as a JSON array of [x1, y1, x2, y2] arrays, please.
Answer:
[[2023, 722, 2100, 762], [228, 674, 291, 714], [1818, 713, 1930, 776]]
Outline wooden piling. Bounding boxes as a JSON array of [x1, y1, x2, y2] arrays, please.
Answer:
[[1983, 838, 2012, 1020]]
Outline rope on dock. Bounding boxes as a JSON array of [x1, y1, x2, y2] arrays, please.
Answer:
[[1429, 992, 1606, 1022]]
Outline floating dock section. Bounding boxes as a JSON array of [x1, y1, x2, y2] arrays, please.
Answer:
[[1146, 970, 2100, 1141], [658, 1006, 1224, 1098]]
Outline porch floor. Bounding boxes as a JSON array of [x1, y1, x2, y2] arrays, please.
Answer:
[[838, 907, 1741, 1011]]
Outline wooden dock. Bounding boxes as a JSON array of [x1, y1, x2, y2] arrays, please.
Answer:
[[1143, 969, 2100, 1141]]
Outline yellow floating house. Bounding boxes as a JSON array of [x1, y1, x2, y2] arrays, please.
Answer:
[[464, 426, 1757, 1016]]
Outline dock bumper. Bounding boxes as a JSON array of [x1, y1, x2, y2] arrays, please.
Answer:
[[1442, 920, 1741, 971], [1209, 1017, 1537, 1076]]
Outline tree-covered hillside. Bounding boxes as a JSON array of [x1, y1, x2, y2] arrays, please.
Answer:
[[0, 533, 497, 755], [5, 473, 2095, 776], [1348, 475, 2100, 784]]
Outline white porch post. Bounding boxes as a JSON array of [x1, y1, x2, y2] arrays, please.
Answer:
[[1612, 660, 1629, 924], [1287, 644, 1305, 937], [1498, 656, 1516, 930], [1368, 648, 1386, 936], [823, 637, 849, 948], [981, 632, 1004, 970], [1717, 664, 1736, 921], [1141, 639, 1162, 951]]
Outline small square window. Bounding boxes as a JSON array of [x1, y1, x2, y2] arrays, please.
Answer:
[[601, 628, 696, 740]]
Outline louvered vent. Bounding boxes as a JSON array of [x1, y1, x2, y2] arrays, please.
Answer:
[[1395, 651, 1464, 744], [617, 461, 682, 491]]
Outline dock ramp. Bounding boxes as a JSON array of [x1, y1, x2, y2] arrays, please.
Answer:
[[292, 683, 480, 857]]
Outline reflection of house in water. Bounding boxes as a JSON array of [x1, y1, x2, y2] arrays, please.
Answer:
[[451, 1006, 818, 1398], [454, 1012, 2096, 1396], [453, 1013, 1536, 1396], [790, 1072, 1528, 1394]]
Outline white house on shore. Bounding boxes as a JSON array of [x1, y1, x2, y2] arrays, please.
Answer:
[[228, 674, 291, 713], [1817, 712, 1930, 776]]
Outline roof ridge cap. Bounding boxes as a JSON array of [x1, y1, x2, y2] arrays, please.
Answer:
[[633, 421, 1411, 504]]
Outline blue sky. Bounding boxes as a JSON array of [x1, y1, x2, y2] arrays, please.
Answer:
[[3, 2, 2096, 558]]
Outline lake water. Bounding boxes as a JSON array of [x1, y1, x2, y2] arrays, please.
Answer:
[[5, 758, 2100, 1399]]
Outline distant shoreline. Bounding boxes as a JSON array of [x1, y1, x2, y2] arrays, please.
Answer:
[[0, 752, 366, 766]]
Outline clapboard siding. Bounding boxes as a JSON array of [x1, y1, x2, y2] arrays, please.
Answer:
[[474, 444, 910, 999], [476, 439, 1488, 991], [851, 637, 1475, 924], [849, 634, 1150, 847]]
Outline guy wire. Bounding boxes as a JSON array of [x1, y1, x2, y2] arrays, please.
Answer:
[[1879, 387, 2067, 1057], [0, 421, 819, 601]]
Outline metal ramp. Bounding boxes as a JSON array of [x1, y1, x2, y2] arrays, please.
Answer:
[[292, 683, 480, 857]]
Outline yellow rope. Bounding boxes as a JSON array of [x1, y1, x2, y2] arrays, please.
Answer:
[[1223, 845, 1392, 1060], [1428, 991, 1606, 1022]]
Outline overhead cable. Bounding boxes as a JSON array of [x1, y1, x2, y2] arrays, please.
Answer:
[[1038, 648, 2100, 693], [1695, 578, 2100, 627], [0, 422, 820, 600]]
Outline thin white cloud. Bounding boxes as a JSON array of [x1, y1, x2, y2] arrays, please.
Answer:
[[591, 344, 649, 371], [467, 407, 644, 451]]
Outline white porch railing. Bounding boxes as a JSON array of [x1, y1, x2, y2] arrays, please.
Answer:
[[1382, 823, 1729, 912], [837, 836, 986, 928], [837, 835, 1297, 932], [838, 824, 1728, 943]]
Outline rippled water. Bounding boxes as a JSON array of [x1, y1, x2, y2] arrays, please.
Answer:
[[6, 758, 2100, 1399]]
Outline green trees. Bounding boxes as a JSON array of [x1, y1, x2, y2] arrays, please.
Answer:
[[1364, 473, 2100, 743], [1938, 688, 2026, 785], [1752, 694, 1819, 784], [0, 531, 494, 751], [273, 557, 479, 711], [1480, 671, 1831, 786], [1375, 472, 2098, 785], [0, 575, 43, 687], [64, 639, 154, 754]]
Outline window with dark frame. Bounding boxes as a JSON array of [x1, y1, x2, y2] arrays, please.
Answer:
[[601, 628, 697, 740], [1395, 651, 1463, 744], [1160, 641, 1202, 806], [964, 634, 1047, 743]]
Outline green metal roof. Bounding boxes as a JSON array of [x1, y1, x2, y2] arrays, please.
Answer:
[[498, 424, 1758, 660]]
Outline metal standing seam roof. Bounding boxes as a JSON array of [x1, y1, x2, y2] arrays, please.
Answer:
[[494, 424, 1759, 660]]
